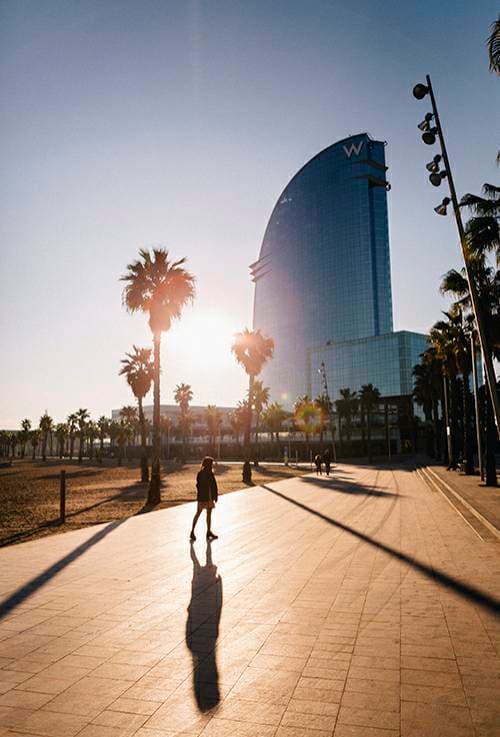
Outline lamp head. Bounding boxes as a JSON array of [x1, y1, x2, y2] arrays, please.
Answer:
[[417, 113, 433, 131], [426, 154, 442, 172], [413, 83, 429, 100], [422, 128, 437, 145], [434, 197, 451, 216]]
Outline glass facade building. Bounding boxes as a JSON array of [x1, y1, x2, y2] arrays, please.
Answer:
[[251, 133, 427, 406]]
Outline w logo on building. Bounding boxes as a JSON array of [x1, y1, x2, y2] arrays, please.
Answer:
[[343, 141, 364, 158]]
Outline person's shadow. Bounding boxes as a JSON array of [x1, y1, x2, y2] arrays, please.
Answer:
[[186, 541, 223, 712]]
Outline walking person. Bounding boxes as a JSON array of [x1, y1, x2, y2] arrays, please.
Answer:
[[190, 456, 219, 541], [314, 453, 322, 475], [323, 449, 331, 476]]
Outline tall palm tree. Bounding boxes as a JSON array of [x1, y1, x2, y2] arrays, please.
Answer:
[[487, 15, 500, 75], [251, 381, 270, 444], [67, 413, 78, 459], [39, 412, 53, 462], [204, 405, 222, 453], [122, 248, 195, 502], [20, 419, 31, 458], [120, 346, 154, 481], [30, 429, 41, 460], [314, 394, 332, 444], [335, 388, 358, 458], [294, 395, 320, 450], [75, 408, 90, 464], [86, 421, 98, 461], [232, 328, 274, 455], [97, 416, 110, 458], [262, 402, 288, 443], [439, 262, 499, 484], [359, 384, 381, 463], [174, 383, 194, 461], [119, 406, 137, 462], [160, 415, 173, 459], [55, 423, 67, 459], [430, 319, 461, 470], [413, 353, 443, 460]]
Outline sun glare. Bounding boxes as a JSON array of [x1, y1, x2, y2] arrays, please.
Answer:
[[170, 310, 237, 370]]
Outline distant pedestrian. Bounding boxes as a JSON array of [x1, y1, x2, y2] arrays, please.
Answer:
[[323, 449, 331, 476], [190, 456, 218, 541], [314, 454, 322, 475]]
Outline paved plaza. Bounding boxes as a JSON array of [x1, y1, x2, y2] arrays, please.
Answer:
[[0, 463, 499, 737]]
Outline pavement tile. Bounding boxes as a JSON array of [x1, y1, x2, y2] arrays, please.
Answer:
[[200, 718, 276, 736], [338, 705, 399, 730], [281, 707, 338, 731], [109, 697, 161, 716], [334, 726, 398, 737], [214, 697, 286, 725]]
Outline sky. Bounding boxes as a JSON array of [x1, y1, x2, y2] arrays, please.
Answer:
[[1, 0, 499, 428]]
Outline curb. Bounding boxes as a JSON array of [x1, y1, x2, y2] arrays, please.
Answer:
[[418, 465, 500, 542]]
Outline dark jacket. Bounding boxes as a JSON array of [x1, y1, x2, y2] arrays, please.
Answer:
[[196, 468, 218, 503]]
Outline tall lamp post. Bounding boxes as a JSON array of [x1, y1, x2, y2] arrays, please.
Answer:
[[318, 362, 337, 462], [412, 75, 500, 437]]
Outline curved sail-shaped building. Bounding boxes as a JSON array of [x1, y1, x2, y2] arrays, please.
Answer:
[[251, 133, 427, 407]]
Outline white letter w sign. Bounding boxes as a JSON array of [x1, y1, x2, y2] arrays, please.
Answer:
[[343, 142, 364, 158]]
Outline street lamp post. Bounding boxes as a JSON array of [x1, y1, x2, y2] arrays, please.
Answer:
[[413, 74, 500, 438], [318, 361, 337, 462]]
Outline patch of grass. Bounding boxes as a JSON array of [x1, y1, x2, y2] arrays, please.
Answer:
[[0, 459, 306, 546]]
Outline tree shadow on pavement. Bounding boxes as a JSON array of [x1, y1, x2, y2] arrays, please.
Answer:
[[300, 475, 398, 497], [261, 485, 500, 615], [0, 519, 126, 619], [186, 541, 223, 712]]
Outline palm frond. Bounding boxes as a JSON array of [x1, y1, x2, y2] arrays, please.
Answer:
[[487, 15, 500, 74]]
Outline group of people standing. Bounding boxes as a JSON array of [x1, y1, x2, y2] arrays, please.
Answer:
[[314, 449, 333, 476]]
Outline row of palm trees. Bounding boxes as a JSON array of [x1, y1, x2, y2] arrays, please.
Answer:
[[413, 176, 499, 486]]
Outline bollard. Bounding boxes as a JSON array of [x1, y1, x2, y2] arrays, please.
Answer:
[[60, 470, 66, 523]]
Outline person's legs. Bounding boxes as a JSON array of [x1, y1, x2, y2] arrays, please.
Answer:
[[190, 507, 202, 538], [206, 508, 212, 534]]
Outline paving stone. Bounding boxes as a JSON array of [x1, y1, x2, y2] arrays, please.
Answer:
[[0, 466, 499, 737]]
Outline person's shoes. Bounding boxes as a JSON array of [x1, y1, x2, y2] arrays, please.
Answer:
[[207, 532, 218, 540], [190, 532, 196, 541]]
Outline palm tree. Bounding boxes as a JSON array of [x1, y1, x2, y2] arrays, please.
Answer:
[[67, 413, 78, 459], [413, 353, 443, 460], [120, 346, 154, 481], [359, 384, 381, 463], [75, 408, 90, 463], [39, 412, 53, 462], [20, 419, 31, 458], [262, 402, 288, 443], [97, 416, 110, 458], [429, 319, 461, 470], [86, 421, 98, 461], [251, 381, 270, 444], [232, 328, 274, 455], [294, 395, 321, 451], [119, 406, 137, 461], [314, 395, 331, 444], [160, 415, 172, 459], [55, 423, 67, 459], [30, 429, 41, 460], [487, 15, 500, 75], [204, 405, 222, 453], [174, 383, 194, 461], [439, 261, 499, 484], [121, 248, 195, 502], [108, 420, 120, 455], [335, 389, 358, 457], [117, 419, 133, 467]]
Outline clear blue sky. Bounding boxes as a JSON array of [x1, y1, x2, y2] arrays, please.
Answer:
[[1, 0, 498, 428]]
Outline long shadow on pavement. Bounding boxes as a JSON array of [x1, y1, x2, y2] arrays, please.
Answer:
[[300, 474, 398, 497], [186, 541, 223, 712], [0, 519, 126, 619], [261, 484, 500, 615]]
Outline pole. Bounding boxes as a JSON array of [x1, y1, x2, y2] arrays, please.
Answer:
[[426, 75, 499, 437], [319, 362, 337, 462], [60, 470, 66, 523], [471, 333, 484, 480], [442, 372, 453, 469]]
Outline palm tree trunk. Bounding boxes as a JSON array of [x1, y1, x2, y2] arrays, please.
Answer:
[[149, 333, 161, 504], [138, 397, 149, 482], [78, 432, 84, 464], [42, 434, 47, 462], [367, 411, 372, 463], [245, 375, 254, 459]]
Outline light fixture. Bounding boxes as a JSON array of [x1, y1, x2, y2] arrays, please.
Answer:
[[422, 128, 438, 145], [413, 83, 429, 100], [429, 171, 447, 186], [417, 113, 433, 131], [434, 197, 451, 216], [426, 154, 442, 172]]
